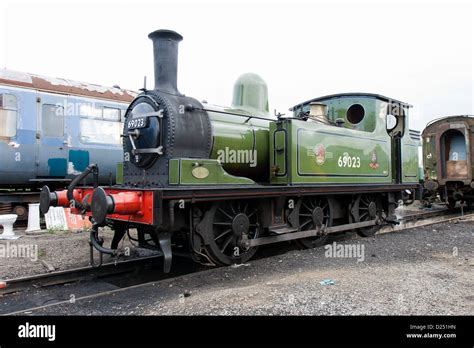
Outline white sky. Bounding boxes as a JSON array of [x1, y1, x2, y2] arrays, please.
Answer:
[[0, 0, 472, 131]]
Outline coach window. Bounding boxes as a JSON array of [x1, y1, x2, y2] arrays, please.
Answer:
[[79, 105, 122, 145], [42, 104, 64, 137], [80, 118, 121, 145], [0, 94, 17, 137], [79, 103, 102, 118], [103, 107, 121, 121]]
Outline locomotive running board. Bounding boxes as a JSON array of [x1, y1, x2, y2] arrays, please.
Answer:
[[247, 220, 378, 247]]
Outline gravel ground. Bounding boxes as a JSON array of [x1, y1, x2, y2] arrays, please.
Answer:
[[0, 227, 148, 279], [28, 220, 474, 315]]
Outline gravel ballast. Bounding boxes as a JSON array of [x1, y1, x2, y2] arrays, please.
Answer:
[[23, 220, 474, 315], [0, 228, 148, 279]]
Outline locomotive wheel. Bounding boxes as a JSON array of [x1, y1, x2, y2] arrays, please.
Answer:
[[353, 194, 382, 237], [203, 200, 261, 266], [295, 196, 332, 249]]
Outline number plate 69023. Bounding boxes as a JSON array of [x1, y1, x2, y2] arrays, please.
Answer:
[[128, 117, 147, 129]]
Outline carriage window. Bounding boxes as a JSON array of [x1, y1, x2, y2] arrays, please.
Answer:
[[446, 130, 466, 161], [79, 103, 102, 118], [346, 104, 365, 124], [42, 104, 64, 137], [80, 118, 121, 145], [0, 94, 18, 137], [441, 129, 467, 178], [103, 107, 121, 121]]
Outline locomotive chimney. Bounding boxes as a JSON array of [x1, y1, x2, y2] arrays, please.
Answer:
[[148, 29, 183, 95]]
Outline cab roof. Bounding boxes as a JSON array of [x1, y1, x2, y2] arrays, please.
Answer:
[[290, 92, 412, 111]]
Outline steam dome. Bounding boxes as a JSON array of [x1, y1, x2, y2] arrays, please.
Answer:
[[231, 73, 269, 116]]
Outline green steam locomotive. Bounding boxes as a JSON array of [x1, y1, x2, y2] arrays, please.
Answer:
[[40, 29, 420, 272]]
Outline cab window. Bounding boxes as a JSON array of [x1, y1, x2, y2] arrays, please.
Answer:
[[346, 104, 365, 124], [386, 103, 406, 137]]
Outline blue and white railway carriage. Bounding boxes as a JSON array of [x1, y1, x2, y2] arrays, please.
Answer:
[[0, 69, 136, 218]]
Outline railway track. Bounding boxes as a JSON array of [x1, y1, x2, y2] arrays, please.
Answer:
[[380, 206, 474, 234], [1, 206, 473, 315], [0, 255, 167, 296]]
